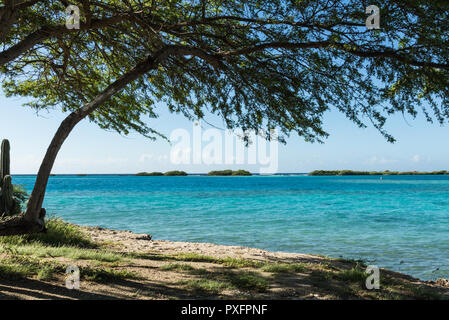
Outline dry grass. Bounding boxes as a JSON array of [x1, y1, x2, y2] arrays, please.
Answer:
[[0, 219, 448, 300]]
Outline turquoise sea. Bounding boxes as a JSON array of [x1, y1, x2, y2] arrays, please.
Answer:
[[13, 175, 449, 280]]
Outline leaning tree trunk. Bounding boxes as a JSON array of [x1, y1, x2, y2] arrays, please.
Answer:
[[0, 112, 84, 236], [0, 51, 167, 236]]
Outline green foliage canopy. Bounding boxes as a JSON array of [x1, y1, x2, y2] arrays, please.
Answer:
[[1, 0, 449, 143]]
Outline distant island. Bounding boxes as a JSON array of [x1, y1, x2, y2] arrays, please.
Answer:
[[207, 170, 252, 176], [136, 172, 164, 176], [135, 170, 252, 176], [309, 170, 449, 176], [136, 171, 187, 176]]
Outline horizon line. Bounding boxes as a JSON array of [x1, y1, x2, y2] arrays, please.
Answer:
[[11, 172, 309, 176]]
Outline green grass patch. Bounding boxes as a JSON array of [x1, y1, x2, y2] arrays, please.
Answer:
[[0, 253, 135, 283], [160, 263, 195, 271], [179, 279, 231, 293], [336, 257, 366, 265], [333, 267, 368, 283], [124, 252, 168, 260], [128, 252, 310, 275], [0, 255, 63, 280], [217, 257, 264, 268], [125, 252, 218, 263], [1, 244, 123, 262], [0, 218, 96, 248], [172, 253, 217, 262], [172, 254, 264, 268], [37, 265, 57, 281], [130, 252, 265, 269], [261, 262, 307, 273], [0, 218, 124, 264], [226, 271, 268, 292], [179, 269, 269, 294], [403, 284, 444, 300], [81, 266, 139, 282]]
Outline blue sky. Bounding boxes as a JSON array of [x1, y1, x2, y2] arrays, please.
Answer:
[[1, 93, 448, 174]]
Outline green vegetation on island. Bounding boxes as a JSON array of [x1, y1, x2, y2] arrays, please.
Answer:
[[136, 171, 187, 176], [207, 170, 252, 176], [309, 170, 449, 176], [135, 172, 164, 176], [163, 171, 188, 176]]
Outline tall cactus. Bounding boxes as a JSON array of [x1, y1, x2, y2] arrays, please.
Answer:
[[1, 139, 10, 176], [0, 139, 15, 216], [0, 139, 10, 189]]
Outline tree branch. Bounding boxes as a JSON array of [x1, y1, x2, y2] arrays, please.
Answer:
[[24, 44, 221, 222], [14, 0, 42, 10], [216, 41, 449, 71], [217, 41, 332, 56], [0, 14, 130, 66]]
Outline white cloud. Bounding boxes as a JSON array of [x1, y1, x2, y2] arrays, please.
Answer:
[[139, 154, 154, 162], [54, 157, 129, 166], [366, 156, 398, 165], [11, 154, 42, 172], [411, 154, 431, 164]]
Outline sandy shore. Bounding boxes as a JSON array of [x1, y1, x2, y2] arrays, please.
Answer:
[[84, 225, 449, 294], [1, 222, 448, 300], [84, 226, 328, 264]]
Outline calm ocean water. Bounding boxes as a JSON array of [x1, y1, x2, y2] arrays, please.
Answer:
[[13, 175, 449, 280]]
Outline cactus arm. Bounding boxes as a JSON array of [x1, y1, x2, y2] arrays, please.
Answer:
[[2, 175, 14, 215]]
